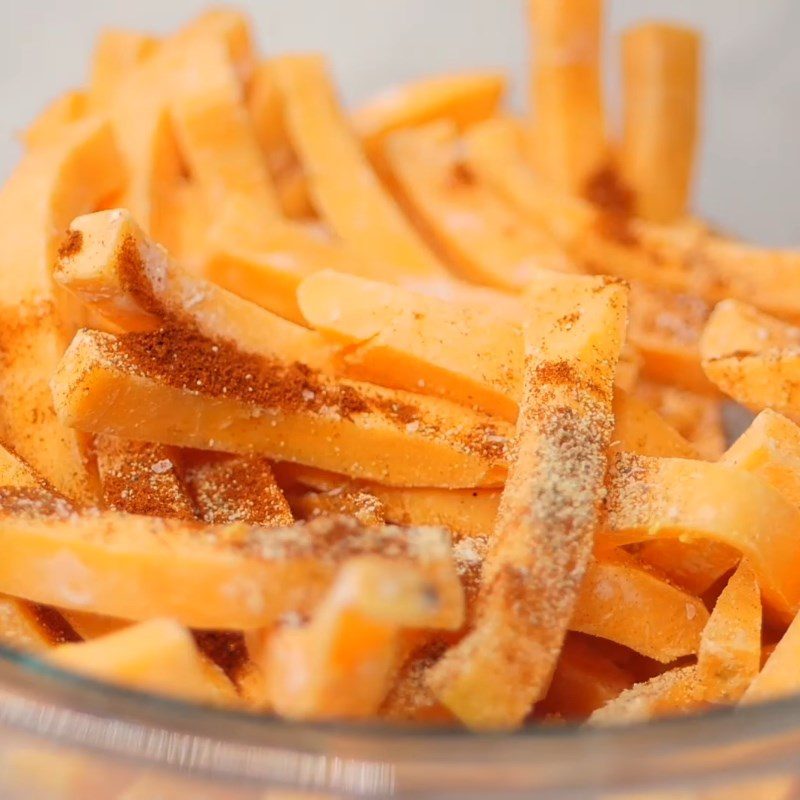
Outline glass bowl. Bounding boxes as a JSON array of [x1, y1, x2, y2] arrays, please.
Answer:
[[2, 2, 800, 798]]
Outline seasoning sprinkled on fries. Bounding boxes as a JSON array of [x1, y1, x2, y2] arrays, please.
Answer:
[[1, 1, 800, 733]]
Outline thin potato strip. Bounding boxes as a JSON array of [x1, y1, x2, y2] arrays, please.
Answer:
[[385, 123, 578, 290], [0, 507, 458, 630], [272, 54, 447, 280], [605, 454, 800, 623], [88, 30, 158, 109], [427, 273, 627, 729], [0, 120, 123, 505], [49, 618, 236, 705], [355, 71, 506, 175], [620, 23, 701, 223], [264, 556, 464, 720], [528, 0, 608, 193], [696, 560, 762, 703], [701, 299, 800, 417]]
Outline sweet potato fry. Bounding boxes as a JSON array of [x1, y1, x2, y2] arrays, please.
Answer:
[[466, 117, 800, 321], [0, 120, 123, 504], [55, 211, 510, 487], [53, 327, 509, 488], [701, 299, 800, 417], [169, 37, 281, 242], [634, 381, 725, 460], [590, 665, 703, 725], [723, 410, 800, 507], [49, 618, 235, 704], [299, 269, 522, 419], [286, 487, 384, 527], [620, 24, 701, 223], [0, 507, 458, 629], [184, 453, 293, 526], [427, 273, 627, 729], [696, 560, 761, 703], [605, 454, 800, 623], [355, 71, 506, 173], [385, 123, 577, 289], [535, 634, 634, 719], [88, 30, 158, 109], [23, 91, 89, 150], [272, 54, 447, 280], [59, 610, 127, 641], [94, 436, 196, 520], [743, 610, 800, 704], [264, 556, 464, 719], [528, 0, 608, 193], [572, 555, 709, 663]]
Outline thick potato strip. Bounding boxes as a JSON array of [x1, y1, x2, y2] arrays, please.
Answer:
[[88, 30, 158, 109], [426, 273, 627, 729], [0, 120, 123, 505], [94, 436, 196, 520], [0, 507, 458, 630], [620, 24, 701, 223], [354, 72, 505, 171], [605, 454, 800, 623], [529, 0, 607, 193], [286, 488, 385, 527], [385, 123, 577, 289], [723, 410, 800, 507], [611, 391, 697, 459], [572, 556, 708, 663], [696, 561, 762, 703], [272, 54, 447, 280], [49, 618, 235, 705], [264, 556, 464, 720], [701, 299, 800, 417]]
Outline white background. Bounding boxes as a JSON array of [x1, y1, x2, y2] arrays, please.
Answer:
[[1, 1, 798, 244]]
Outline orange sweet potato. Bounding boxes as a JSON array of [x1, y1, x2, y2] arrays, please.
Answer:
[[605, 454, 800, 623], [427, 273, 627, 729], [88, 30, 158, 108], [701, 299, 800, 417], [49, 618, 235, 705], [528, 0, 608, 193], [264, 556, 464, 720], [385, 122, 577, 289], [355, 71, 505, 176], [23, 91, 89, 150], [620, 23, 701, 223], [272, 54, 447, 280]]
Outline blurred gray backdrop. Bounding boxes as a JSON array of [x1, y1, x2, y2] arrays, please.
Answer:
[[0, 1, 797, 244]]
